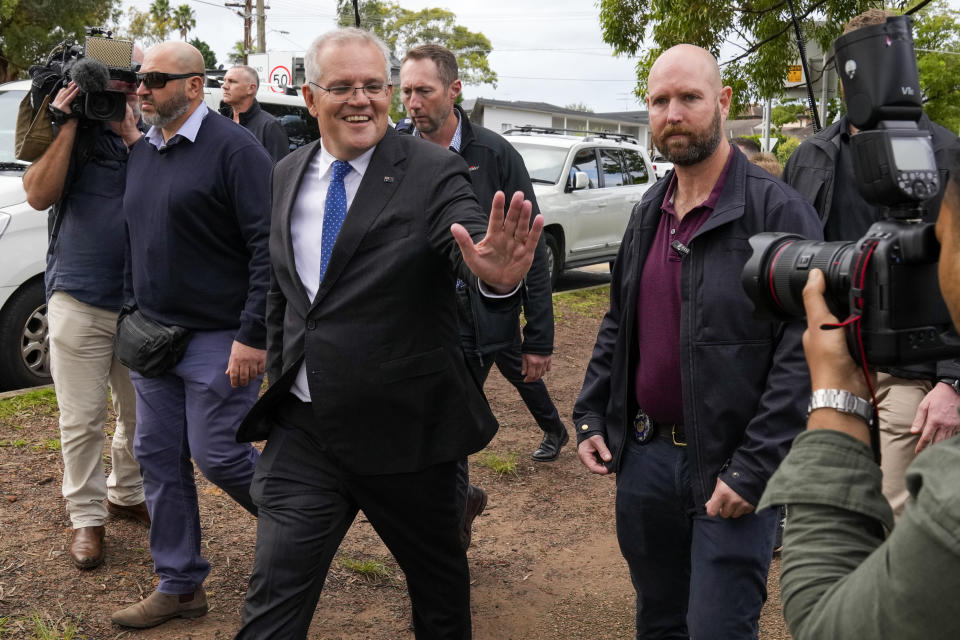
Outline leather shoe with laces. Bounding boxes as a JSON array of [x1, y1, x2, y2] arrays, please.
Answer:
[[531, 427, 569, 462], [107, 499, 151, 527], [111, 588, 208, 628], [69, 525, 105, 569], [460, 484, 487, 550]]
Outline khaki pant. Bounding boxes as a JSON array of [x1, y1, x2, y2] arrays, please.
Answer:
[[877, 372, 933, 520], [48, 291, 143, 528]]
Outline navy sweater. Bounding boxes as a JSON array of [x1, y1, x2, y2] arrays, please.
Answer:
[[123, 107, 272, 348]]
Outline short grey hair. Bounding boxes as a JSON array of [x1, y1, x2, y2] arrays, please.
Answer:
[[304, 27, 392, 85], [230, 65, 260, 89]]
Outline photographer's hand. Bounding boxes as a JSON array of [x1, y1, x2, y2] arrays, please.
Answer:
[[802, 269, 871, 444], [110, 100, 143, 148], [51, 81, 79, 115], [910, 384, 960, 453]]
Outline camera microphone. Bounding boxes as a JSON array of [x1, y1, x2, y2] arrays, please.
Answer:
[[71, 57, 110, 93]]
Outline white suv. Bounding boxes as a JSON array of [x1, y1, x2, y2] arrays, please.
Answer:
[[504, 128, 657, 287], [0, 80, 50, 391]]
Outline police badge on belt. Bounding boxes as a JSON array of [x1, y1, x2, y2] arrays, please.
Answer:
[[633, 410, 655, 444]]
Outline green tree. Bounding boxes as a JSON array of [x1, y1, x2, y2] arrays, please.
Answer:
[[0, 0, 120, 82], [336, 0, 497, 86], [565, 102, 594, 112], [597, 0, 906, 116], [913, 1, 960, 132], [771, 102, 808, 128], [227, 41, 246, 66], [173, 4, 196, 41], [190, 37, 218, 69], [127, 0, 174, 46], [335, 1, 497, 121]]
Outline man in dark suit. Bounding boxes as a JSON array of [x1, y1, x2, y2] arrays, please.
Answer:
[[234, 27, 543, 639]]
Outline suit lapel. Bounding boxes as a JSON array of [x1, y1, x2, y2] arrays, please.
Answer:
[[308, 129, 407, 313], [282, 140, 322, 315]]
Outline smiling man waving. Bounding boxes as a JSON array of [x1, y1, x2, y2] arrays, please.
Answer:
[[233, 27, 543, 639]]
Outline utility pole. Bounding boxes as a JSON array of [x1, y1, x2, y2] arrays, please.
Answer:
[[225, 0, 253, 63], [257, 0, 266, 53]]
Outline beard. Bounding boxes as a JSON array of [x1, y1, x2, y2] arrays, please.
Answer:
[[652, 105, 723, 166], [141, 84, 190, 128]]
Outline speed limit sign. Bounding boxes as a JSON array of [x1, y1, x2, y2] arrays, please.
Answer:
[[269, 64, 291, 93]]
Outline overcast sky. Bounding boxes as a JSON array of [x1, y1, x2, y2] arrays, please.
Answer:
[[122, 0, 960, 114]]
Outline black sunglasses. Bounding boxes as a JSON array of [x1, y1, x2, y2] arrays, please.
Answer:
[[136, 71, 204, 89]]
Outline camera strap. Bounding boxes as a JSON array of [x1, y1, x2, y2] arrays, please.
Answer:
[[820, 238, 882, 463]]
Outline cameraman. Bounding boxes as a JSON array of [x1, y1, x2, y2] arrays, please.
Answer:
[[784, 8, 960, 519], [22, 51, 147, 570], [759, 143, 960, 639]]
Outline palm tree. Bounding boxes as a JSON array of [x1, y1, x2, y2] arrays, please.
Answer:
[[173, 4, 197, 41], [149, 0, 173, 41]]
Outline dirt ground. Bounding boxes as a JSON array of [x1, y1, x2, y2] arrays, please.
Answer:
[[0, 280, 789, 639]]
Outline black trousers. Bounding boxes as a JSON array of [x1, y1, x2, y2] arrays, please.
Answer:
[[466, 341, 564, 436], [236, 396, 470, 639]]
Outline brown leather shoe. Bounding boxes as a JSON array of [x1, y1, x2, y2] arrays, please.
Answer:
[[107, 499, 151, 527], [69, 525, 105, 570], [111, 588, 208, 629]]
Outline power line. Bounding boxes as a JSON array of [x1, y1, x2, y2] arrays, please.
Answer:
[[498, 75, 638, 82]]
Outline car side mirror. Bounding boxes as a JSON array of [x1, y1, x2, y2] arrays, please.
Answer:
[[569, 171, 589, 191]]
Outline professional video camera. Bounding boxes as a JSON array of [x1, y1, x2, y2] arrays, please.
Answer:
[[742, 15, 960, 366], [29, 28, 138, 122]]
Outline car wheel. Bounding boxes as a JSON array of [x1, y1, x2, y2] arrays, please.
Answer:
[[545, 233, 562, 290], [0, 279, 51, 391]]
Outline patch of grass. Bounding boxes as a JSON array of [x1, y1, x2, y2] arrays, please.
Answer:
[[555, 285, 610, 319], [476, 450, 519, 477], [340, 556, 392, 582], [28, 611, 82, 640], [0, 388, 58, 422], [0, 438, 29, 448], [33, 438, 61, 452]]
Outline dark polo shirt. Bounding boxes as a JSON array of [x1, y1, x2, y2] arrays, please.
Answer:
[[634, 149, 734, 424]]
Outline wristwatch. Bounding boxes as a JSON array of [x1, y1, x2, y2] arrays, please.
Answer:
[[807, 388, 874, 424], [938, 377, 960, 394]]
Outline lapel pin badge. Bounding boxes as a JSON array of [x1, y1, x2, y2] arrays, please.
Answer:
[[383, 176, 394, 183]]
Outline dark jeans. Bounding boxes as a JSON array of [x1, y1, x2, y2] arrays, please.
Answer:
[[237, 397, 470, 639], [616, 437, 777, 639]]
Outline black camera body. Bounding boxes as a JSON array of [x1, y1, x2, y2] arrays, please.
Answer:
[[34, 29, 137, 122], [742, 15, 960, 366]]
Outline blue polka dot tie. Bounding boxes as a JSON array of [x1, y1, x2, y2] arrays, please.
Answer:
[[320, 160, 352, 283]]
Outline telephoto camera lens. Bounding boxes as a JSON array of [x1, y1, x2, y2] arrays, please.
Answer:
[[741, 232, 856, 320]]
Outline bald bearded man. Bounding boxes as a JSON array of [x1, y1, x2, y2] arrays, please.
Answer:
[[573, 45, 821, 638], [110, 41, 273, 629]]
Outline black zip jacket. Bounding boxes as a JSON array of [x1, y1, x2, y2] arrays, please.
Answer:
[[574, 148, 823, 509], [219, 99, 289, 163], [451, 104, 554, 356], [783, 114, 960, 382]]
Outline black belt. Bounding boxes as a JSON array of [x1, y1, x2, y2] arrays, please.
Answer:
[[633, 410, 686, 447]]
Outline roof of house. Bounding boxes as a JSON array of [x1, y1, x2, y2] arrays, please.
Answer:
[[469, 97, 649, 126]]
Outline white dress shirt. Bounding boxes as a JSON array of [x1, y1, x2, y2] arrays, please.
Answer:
[[290, 142, 375, 402]]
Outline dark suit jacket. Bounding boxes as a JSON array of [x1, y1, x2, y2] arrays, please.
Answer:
[[237, 127, 509, 475]]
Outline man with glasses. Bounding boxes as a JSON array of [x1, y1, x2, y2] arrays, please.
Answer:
[[233, 27, 542, 638], [109, 41, 272, 630], [22, 47, 148, 573]]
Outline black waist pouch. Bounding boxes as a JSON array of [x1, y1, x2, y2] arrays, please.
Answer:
[[114, 308, 192, 377]]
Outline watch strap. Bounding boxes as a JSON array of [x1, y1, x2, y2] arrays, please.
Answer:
[[808, 388, 875, 424], [938, 377, 960, 394]]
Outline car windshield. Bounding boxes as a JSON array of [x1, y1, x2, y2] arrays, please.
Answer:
[[508, 142, 568, 184], [0, 88, 29, 166]]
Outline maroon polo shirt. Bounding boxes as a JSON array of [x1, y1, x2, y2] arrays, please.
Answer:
[[634, 150, 734, 424]]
